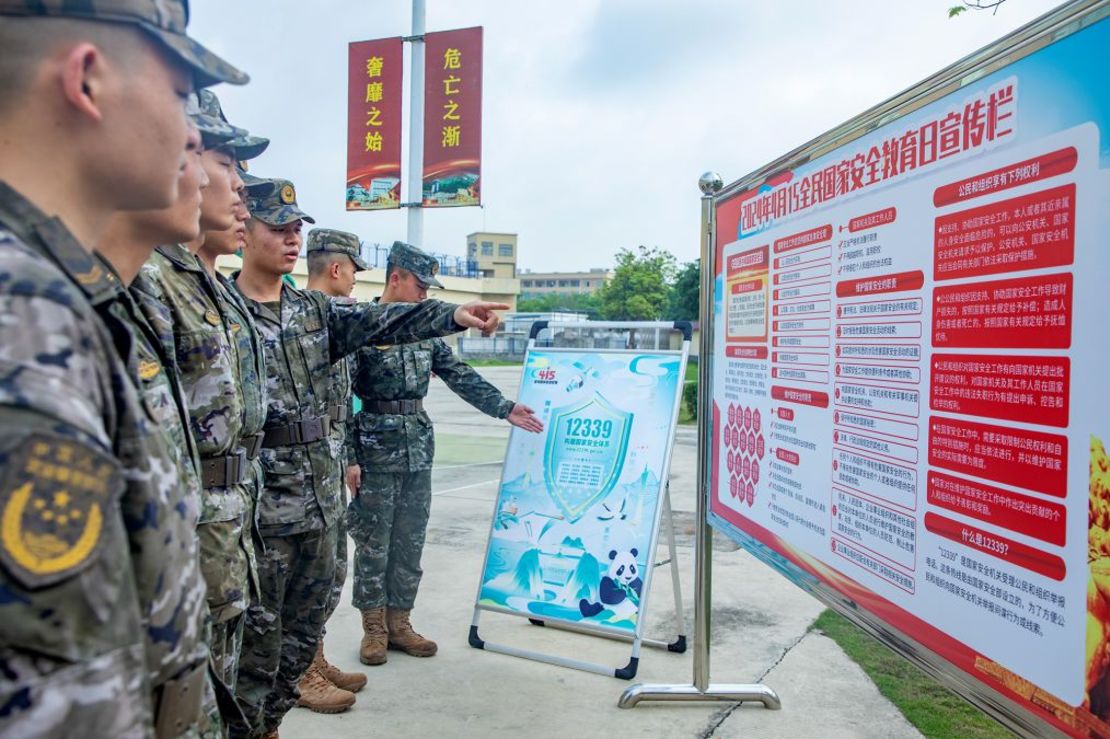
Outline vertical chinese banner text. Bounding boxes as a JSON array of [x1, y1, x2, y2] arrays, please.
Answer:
[[346, 37, 404, 211], [423, 27, 482, 208]]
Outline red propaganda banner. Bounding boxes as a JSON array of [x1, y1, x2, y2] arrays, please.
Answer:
[[346, 37, 403, 211], [423, 27, 482, 208]]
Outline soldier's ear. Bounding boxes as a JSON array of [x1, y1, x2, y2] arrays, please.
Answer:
[[61, 43, 107, 122]]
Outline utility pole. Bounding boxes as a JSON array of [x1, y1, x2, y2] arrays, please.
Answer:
[[405, 0, 426, 247]]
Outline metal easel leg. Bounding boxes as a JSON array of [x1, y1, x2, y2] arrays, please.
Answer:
[[662, 486, 687, 653]]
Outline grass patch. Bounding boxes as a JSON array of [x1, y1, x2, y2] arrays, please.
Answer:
[[465, 358, 523, 367], [812, 609, 1010, 739]]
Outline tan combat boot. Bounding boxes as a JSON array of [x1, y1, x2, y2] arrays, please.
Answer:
[[295, 651, 356, 714], [315, 641, 367, 693], [386, 608, 438, 657], [360, 607, 388, 665]]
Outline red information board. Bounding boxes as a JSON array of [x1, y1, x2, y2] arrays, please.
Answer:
[[706, 6, 1110, 737]]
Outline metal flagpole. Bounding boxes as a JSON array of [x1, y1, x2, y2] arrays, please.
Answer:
[[405, 0, 425, 246], [618, 173, 781, 709]]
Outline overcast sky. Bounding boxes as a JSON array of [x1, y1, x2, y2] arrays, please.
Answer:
[[190, 0, 1063, 272]]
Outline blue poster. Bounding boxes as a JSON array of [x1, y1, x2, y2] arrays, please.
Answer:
[[477, 349, 684, 633]]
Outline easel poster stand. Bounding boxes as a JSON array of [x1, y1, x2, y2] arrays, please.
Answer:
[[469, 321, 691, 679]]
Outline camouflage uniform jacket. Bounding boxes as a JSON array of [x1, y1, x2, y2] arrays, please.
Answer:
[[234, 282, 464, 535], [0, 181, 207, 736], [309, 292, 355, 471], [350, 314, 514, 472], [135, 245, 265, 525], [215, 270, 269, 503]]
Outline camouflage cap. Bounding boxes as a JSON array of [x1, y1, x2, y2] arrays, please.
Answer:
[[198, 89, 269, 161], [246, 177, 315, 226], [306, 229, 369, 271], [237, 163, 275, 197], [387, 241, 444, 289], [189, 89, 245, 147], [0, 0, 249, 89], [227, 132, 269, 162]]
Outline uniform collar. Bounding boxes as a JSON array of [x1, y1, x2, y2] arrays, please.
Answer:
[[231, 271, 300, 325], [0, 180, 122, 305], [155, 243, 205, 273]]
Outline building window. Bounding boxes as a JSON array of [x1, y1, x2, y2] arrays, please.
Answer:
[[569, 279, 580, 287], [469, 243, 477, 255], [498, 243, 513, 257], [522, 280, 532, 287], [547, 280, 556, 287], [481, 241, 493, 256]]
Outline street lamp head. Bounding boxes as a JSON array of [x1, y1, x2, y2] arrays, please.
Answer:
[[698, 171, 724, 195]]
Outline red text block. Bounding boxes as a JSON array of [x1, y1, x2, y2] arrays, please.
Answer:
[[934, 184, 1075, 281], [932, 272, 1072, 349], [924, 512, 1065, 581], [837, 270, 924, 298], [930, 354, 1069, 427], [933, 147, 1077, 207], [928, 416, 1066, 497], [927, 471, 1065, 546]]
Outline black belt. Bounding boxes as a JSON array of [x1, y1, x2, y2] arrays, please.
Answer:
[[262, 415, 331, 447], [329, 403, 351, 424], [364, 399, 423, 415], [201, 448, 249, 488]]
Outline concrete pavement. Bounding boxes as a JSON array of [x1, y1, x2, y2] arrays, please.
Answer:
[[282, 366, 921, 738]]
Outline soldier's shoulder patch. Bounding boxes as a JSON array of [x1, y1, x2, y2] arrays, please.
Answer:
[[0, 434, 121, 588]]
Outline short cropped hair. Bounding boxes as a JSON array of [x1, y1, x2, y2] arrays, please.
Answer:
[[307, 250, 346, 278], [0, 17, 147, 118]]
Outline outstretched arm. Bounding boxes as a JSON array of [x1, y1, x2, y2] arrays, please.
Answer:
[[431, 339, 543, 434], [327, 298, 508, 361]]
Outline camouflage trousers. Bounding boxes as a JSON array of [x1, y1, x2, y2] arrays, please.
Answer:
[[210, 614, 246, 693], [321, 496, 348, 634], [347, 469, 432, 611], [232, 525, 336, 737], [198, 490, 258, 626]]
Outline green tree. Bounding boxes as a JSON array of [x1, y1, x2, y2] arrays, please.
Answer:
[[667, 259, 701, 321], [597, 246, 677, 321], [516, 292, 600, 315]]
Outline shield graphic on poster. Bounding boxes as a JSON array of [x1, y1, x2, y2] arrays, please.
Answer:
[[543, 393, 633, 523]]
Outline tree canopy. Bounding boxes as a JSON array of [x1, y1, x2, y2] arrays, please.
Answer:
[[596, 246, 677, 321]]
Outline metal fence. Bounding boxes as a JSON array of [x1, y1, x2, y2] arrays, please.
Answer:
[[457, 335, 531, 359]]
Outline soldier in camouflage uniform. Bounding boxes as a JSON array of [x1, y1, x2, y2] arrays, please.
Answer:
[[0, 2, 247, 736], [294, 228, 371, 714], [131, 89, 270, 730], [232, 181, 508, 737], [97, 122, 235, 738], [348, 242, 543, 666]]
